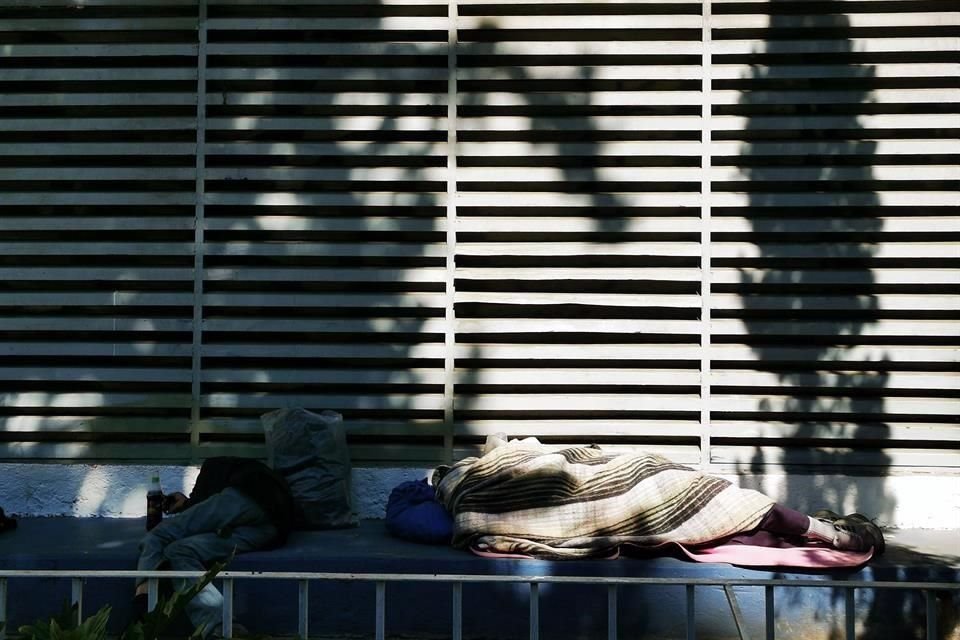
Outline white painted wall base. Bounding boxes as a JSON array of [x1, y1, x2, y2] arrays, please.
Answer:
[[0, 463, 428, 521], [1, 463, 957, 530]]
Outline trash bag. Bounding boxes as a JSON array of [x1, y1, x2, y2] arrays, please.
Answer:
[[385, 479, 453, 545], [261, 408, 358, 529]]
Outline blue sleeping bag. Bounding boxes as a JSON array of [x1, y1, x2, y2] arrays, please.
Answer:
[[385, 478, 453, 545]]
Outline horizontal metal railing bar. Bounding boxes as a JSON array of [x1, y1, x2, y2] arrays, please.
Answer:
[[0, 570, 957, 591]]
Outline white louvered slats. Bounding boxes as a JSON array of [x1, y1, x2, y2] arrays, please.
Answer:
[[200, 0, 450, 463], [0, 0, 199, 460], [709, 0, 960, 470], [452, 1, 706, 464], [0, 0, 956, 472]]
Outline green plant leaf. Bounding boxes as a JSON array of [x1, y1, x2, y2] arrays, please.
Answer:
[[17, 601, 74, 640], [14, 557, 233, 640], [15, 602, 112, 640], [121, 555, 232, 640], [75, 605, 110, 640]]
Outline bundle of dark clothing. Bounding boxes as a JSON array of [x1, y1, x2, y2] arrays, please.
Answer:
[[185, 456, 296, 544], [0, 507, 16, 533]]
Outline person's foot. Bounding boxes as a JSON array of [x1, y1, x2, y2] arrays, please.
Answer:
[[834, 513, 885, 555], [808, 510, 885, 554]]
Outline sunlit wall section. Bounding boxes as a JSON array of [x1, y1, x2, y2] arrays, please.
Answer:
[[709, 0, 960, 472], [453, 1, 706, 463], [200, 0, 451, 464], [0, 0, 199, 460]]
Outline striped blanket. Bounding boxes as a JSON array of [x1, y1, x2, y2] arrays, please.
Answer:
[[436, 438, 775, 559]]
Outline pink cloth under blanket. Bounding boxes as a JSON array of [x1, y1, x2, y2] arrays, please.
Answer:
[[675, 541, 874, 568], [470, 541, 874, 568]]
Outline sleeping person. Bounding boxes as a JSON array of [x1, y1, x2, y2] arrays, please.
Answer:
[[431, 436, 884, 566]]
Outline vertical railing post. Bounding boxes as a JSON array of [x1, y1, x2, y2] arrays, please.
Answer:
[[71, 578, 83, 623], [375, 581, 386, 640], [723, 585, 749, 640], [0, 577, 7, 640], [764, 585, 775, 640], [844, 587, 855, 640], [452, 582, 463, 640], [298, 579, 309, 640], [221, 578, 234, 638], [529, 582, 539, 640], [925, 590, 938, 640], [607, 585, 618, 640]]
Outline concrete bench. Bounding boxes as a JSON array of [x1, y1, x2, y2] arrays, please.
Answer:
[[0, 517, 957, 639]]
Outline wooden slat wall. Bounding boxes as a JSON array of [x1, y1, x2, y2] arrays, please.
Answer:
[[708, 0, 960, 470], [0, 0, 199, 460], [0, 0, 956, 470], [199, 0, 451, 463], [452, 0, 706, 464]]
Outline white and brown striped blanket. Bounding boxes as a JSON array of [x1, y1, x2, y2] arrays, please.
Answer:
[[436, 438, 775, 559]]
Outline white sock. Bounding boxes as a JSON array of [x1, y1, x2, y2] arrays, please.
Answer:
[[804, 515, 858, 549], [803, 515, 836, 543]]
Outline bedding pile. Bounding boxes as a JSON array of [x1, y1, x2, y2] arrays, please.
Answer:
[[435, 438, 776, 559]]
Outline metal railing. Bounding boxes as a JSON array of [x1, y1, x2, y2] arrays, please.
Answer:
[[0, 570, 956, 640]]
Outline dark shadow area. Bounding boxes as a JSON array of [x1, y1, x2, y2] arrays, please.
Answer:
[[727, 2, 891, 478], [0, 1, 200, 462], [197, 0, 452, 465], [723, 5, 888, 502], [715, 2, 957, 638]]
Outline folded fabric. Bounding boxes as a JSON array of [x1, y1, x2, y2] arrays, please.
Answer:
[[385, 479, 454, 545], [675, 541, 874, 568], [468, 540, 873, 568]]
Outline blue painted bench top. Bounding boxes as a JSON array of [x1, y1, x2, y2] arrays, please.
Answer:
[[1, 518, 957, 639], [1, 517, 956, 579]]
